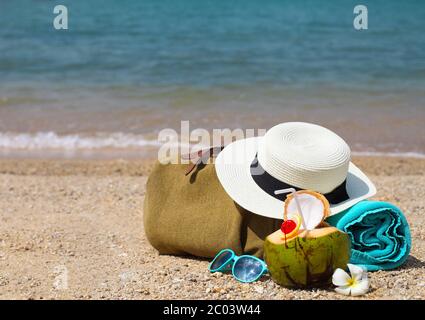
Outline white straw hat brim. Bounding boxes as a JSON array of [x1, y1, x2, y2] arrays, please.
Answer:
[[215, 137, 376, 220]]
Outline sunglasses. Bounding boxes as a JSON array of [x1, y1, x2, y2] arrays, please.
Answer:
[[208, 249, 268, 283]]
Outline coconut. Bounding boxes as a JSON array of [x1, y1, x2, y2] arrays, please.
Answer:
[[284, 190, 330, 230], [264, 226, 351, 288], [264, 189, 349, 288]]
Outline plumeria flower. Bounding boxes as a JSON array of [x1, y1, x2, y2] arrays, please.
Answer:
[[332, 264, 369, 296]]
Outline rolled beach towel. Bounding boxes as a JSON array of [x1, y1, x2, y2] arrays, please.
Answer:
[[326, 201, 411, 271]]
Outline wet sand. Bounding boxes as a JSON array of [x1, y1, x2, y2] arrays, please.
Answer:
[[0, 157, 424, 300]]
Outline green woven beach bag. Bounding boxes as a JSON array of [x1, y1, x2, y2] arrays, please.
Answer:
[[143, 151, 281, 259]]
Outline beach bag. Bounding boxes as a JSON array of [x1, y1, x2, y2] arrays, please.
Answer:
[[143, 152, 281, 259]]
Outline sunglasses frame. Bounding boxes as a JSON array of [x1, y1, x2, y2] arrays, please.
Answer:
[[208, 248, 268, 283]]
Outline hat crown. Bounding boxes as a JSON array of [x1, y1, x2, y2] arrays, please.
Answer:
[[257, 122, 351, 193]]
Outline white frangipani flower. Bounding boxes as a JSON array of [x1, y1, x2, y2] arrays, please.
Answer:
[[332, 264, 369, 296]]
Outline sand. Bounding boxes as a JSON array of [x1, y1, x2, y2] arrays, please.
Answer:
[[0, 156, 424, 300]]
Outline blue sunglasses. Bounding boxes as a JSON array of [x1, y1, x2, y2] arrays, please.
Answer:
[[208, 249, 268, 283]]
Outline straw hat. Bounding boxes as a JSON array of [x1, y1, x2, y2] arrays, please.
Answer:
[[215, 122, 376, 219]]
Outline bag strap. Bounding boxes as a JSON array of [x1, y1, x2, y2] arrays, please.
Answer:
[[182, 146, 225, 176]]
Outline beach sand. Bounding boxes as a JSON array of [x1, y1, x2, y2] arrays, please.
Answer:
[[0, 157, 424, 300]]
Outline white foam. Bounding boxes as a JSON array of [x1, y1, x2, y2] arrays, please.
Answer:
[[0, 132, 163, 150], [352, 151, 425, 159], [0, 131, 424, 159]]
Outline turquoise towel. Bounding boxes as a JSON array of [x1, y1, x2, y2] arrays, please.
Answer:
[[326, 201, 411, 271]]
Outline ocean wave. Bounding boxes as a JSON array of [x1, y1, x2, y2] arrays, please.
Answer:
[[0, 132, 163, 150], [0, 131, 425, 159], [352, 151, 425, 159]]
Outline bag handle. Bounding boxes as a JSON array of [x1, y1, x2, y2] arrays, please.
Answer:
[[182, 146, 225, 176]]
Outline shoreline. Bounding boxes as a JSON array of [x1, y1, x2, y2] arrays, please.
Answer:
[[0, 156, 424, 176]]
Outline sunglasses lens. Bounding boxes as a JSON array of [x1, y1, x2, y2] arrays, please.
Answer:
[[233, 257, 263, 282], [210, 250, 233, 271]]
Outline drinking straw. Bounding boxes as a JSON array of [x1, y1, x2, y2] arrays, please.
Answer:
[[274, 188, 308, 230]]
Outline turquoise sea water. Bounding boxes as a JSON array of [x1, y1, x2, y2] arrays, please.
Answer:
[[0, 0, 424, 157]]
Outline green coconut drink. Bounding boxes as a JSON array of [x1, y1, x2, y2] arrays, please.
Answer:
[[264, 226, 351, 288], [264, 189, 351, 288]]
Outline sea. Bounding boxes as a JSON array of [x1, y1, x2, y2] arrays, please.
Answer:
[[0, 0, 424, 158]]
